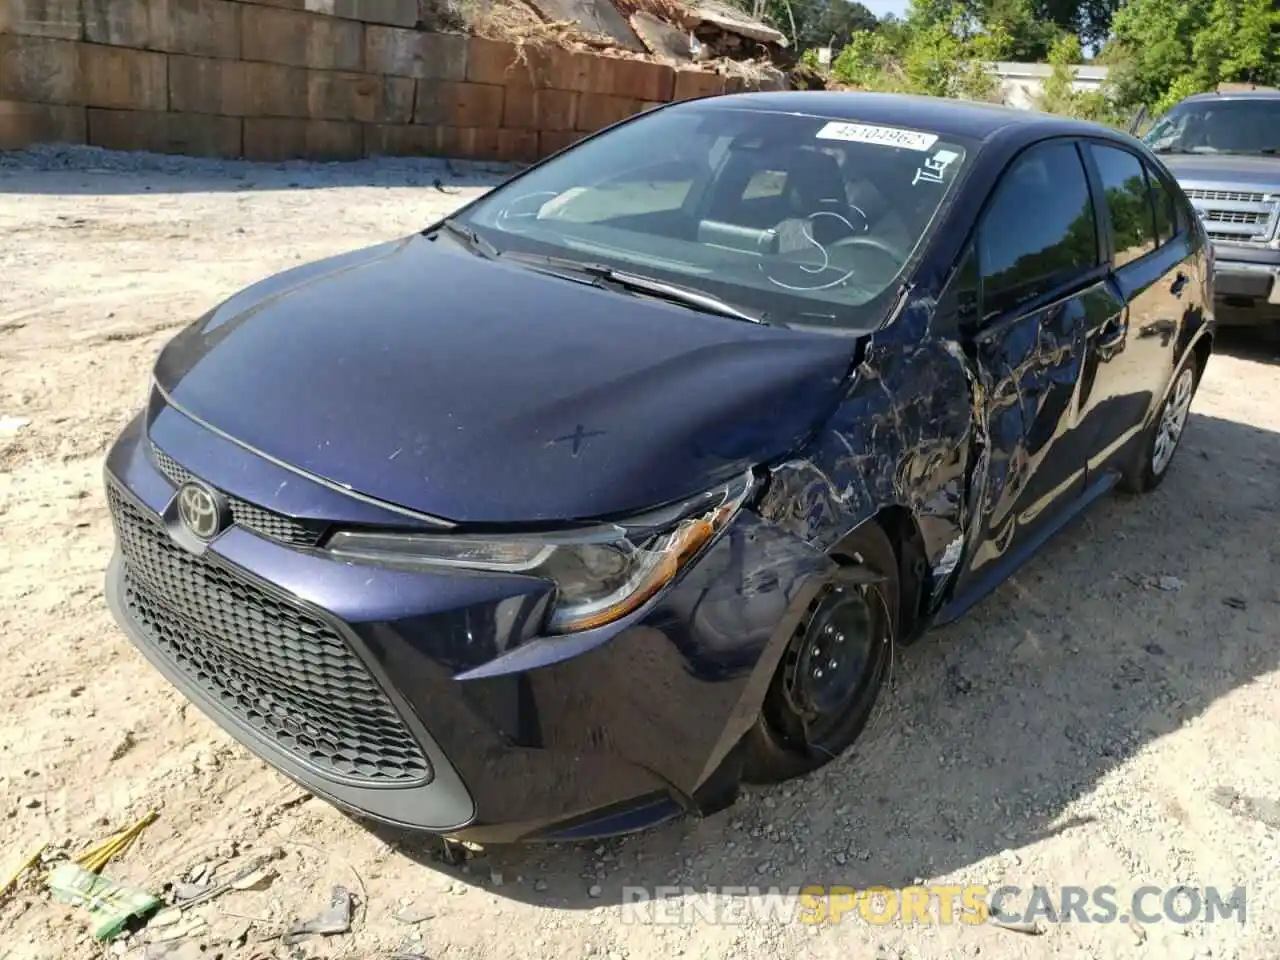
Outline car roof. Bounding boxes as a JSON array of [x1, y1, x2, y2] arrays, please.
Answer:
[[683, 90, 1108, 143], [1180, 89, 1280, 102]]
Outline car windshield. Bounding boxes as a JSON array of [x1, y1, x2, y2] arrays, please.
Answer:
[[453, 104, 974, 330], [1145, 98, 1280, 155]]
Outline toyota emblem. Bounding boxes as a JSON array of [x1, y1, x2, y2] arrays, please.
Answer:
[[177, 481, 226, 541]]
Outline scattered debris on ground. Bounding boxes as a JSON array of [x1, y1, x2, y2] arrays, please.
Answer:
[[46, 862, 159, 942], [1210, 786, 1280, 830], [283, 886, 355, 945]]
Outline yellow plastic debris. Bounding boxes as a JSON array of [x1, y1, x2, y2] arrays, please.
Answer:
[[73, 809, 159, 874], [0, 844, 47, 898]]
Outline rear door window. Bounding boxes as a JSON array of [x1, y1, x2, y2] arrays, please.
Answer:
[[1146, 164, 1179, 244], [1088, 144, 1157, 266]]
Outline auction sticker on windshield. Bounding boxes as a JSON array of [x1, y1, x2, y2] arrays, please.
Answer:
[[816, 122, 939, 151]]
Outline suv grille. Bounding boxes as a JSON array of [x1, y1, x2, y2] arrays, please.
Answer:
[[1185, 188, 1267, 204], [1185, 188, 1278, 245], [151, 443, 327, 547], [108, 485, 431, 785], [1204, 210, 1269, 225]]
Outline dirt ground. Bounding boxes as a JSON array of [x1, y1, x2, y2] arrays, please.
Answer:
[[1, 149, 1279, 960]]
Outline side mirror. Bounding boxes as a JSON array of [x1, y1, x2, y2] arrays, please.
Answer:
[[1127, 104, 1150, 137]]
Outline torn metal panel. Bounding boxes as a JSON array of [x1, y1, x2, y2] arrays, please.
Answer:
[[524, 0, 645, 50], [630, 10, 694, 61], [686, 0, 787, 46], [756, 293, 980, 606]]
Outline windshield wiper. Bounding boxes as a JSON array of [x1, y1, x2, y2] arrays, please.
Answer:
[[505, 253, 766, 324], [429, 218, 499, 259], [599, 269, 767, 324]]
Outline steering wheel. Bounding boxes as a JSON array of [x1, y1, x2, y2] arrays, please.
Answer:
[[808, 203, 870, 240]]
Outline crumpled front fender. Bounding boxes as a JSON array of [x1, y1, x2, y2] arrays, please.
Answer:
[[756, 298, 986, 616]]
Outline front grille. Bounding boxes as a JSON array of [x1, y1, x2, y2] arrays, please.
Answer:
[[1204, 210, 1269, 225], [150, 443, 327, 547], [108, 485, 431, 785], [1185, 188, 1267, 204], [1187, 187, 1278, 246]]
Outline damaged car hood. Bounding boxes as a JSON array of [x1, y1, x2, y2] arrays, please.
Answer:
[[152, 234, 861, 523]]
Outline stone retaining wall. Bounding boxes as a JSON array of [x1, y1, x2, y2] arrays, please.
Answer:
[[0, 0, 776, 161]]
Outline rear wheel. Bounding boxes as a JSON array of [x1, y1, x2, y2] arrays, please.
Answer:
[[1120, 354, 1202, 494], [742, 522, 897, 785]]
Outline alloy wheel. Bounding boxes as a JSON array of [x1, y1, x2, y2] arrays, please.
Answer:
[[1151, 366, 1195, 476]]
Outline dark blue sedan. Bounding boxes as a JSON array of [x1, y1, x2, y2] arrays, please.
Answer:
[[103, 91, 1215, 843]]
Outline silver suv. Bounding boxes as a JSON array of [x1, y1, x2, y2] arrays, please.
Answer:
[[1139, 90, 1280, 327]]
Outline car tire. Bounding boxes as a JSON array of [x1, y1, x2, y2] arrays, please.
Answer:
[[741, 522, 898, 785], [1119, 351, 1203, 495]]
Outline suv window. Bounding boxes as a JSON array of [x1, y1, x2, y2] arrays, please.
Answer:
[[1144, 97, 1280, 156], [978, 140, 1098, 316], [1146, 164, 1178, 244], [1088, 144, 1156, 266]]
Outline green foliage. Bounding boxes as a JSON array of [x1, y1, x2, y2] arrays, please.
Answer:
[[1038, 32, 1081, 112], [829, 0, 1005, 101], [1037, 34, 1123, 124], [785, 0, 1278, 130], [733, 0, 879, 53], [797, 0, 879, 51], [1106, 0, 1280, 113], [830, 29, 902, 91], [981, 0, 1063, 61]]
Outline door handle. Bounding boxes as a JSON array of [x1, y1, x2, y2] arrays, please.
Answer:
[[1170, 272, 1189, 298]]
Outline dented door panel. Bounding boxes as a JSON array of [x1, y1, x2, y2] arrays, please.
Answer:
[[952, 287, 1096, 590]]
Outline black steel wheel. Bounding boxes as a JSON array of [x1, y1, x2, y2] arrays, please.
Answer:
[[742, 522, 897, 784]]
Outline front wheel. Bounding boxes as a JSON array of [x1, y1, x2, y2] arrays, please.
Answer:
[[741, 522, 898, 785], [1120, 355, 1201, 494]]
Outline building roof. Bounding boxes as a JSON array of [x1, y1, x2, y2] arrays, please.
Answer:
[[990, 61, 1110, 82]]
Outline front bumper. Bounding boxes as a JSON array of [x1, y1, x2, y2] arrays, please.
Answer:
[[1211, 243, 1280, 322], [103, 409, 831, 843]]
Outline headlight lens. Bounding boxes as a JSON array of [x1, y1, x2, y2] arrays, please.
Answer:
[[324, 471, 755, 634]]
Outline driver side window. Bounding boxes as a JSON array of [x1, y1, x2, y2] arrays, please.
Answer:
[[978, 140, 1099, 320]]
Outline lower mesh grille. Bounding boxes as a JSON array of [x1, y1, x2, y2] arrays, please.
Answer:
[[108, 484, 431, 785]]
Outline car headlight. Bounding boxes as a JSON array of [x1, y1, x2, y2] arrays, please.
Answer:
[[324, 471, 755, 634]]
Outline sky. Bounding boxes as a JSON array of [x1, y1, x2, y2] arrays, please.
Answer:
[[861, 0, 910, 18]]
